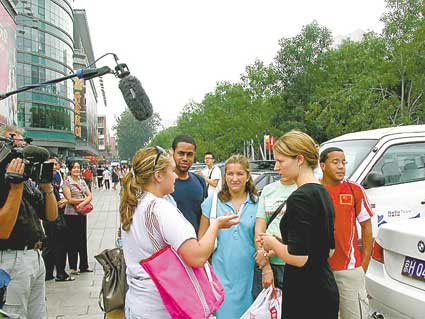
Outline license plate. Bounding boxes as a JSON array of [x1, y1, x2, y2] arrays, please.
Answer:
[[401, 256, 425, 282]]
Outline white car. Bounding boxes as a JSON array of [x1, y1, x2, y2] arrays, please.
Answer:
[[366, 218, 425, 319], [320, 124, 425, 237]]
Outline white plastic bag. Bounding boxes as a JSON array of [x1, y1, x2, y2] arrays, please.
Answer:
[[240, 286, 282, 319]]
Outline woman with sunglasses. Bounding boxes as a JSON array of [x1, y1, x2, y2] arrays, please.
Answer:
[[120, 147, 239, 319]]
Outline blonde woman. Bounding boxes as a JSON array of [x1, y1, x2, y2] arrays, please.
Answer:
[[259, 130, 339, 319], [198, 155, 259, 319], [120, 147, 239, 319]]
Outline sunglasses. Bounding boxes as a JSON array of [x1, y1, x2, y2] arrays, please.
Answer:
[[153, 146, 166, 170]]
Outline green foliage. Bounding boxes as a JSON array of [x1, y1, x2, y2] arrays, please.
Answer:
[[149, 125, 181, 150], [154, 1, 425, 158], [114, 110, 161, 160]]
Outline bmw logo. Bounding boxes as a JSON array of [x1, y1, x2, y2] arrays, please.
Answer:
[[418, 241, 425, 253]]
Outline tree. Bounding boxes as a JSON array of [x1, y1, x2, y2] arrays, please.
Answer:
[[381, 0, 425, 122], [114, 110, 161, 160], [149, 125, 181, 150]]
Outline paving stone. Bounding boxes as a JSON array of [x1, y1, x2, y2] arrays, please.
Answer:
[[46, 188, 120, 318]]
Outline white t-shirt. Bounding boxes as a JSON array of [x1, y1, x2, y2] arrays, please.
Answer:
[[102, 169, 111, 180], [205, 165, 222, 198], [122, 192, 196, 317]]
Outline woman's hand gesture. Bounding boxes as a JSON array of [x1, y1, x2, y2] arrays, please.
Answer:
[[215, 213, 240, 229], [258, 233, 279, 252]]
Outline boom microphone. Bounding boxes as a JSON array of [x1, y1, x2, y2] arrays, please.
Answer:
[[118, 73, 153, 122], [76, 66, 112, 80], [22, 145, 50, 163]]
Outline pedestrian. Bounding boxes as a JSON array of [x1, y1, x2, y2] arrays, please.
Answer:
[[120, 146, 239, 319], [252, 177, 297, 299], [42, 156, 74, 282], [102, 167, 111, 190], [82, 166, 93, 192], [320, 147, 373, 319], [63, 161, 93, 275], [0, 125, 58, 319], [112, 166, 119, 190], [198, 154, 259, 319], [259, 130, 339, 319], [171, 134, 207, 234], [197, 152, 222, 198], [97, 165, 104, 189], [92, 165, 98, 189], [118, 166, 123, 186]]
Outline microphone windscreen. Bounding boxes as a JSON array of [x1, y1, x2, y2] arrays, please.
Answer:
[[22, 145, 50, 163], [118, 75, 153, 121]]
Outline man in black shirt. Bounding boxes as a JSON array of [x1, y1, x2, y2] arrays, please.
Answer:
[[0, 125, 58, 319], [170, 134, 207, 234]]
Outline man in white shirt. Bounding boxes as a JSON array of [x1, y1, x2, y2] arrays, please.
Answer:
[[197, 152, 222, 198]]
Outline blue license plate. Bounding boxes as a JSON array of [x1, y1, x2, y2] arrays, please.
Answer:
[[401, 256, 425, 282]]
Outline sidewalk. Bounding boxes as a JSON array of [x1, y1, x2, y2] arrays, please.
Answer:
[[46, 187, 121, 319]]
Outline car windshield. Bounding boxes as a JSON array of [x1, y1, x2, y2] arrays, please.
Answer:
[[319, 139, 378, 178]]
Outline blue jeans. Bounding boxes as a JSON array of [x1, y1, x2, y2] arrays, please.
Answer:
[[252, 263, 285, 300]]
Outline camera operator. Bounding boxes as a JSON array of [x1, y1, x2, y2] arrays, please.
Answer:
[[0, 125, 58, 319]]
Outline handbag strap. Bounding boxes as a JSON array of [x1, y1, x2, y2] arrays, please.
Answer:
[[210, 191, 218, 220], [266, 200, 287, 229], [70, 178, 85, 195]]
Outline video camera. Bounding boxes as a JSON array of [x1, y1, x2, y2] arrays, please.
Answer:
[[0, 135, 54, 185]]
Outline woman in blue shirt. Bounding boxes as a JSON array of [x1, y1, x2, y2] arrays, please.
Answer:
[[199, 154, 258, 319]]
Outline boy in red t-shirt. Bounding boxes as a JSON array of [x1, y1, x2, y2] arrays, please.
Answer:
[[320, 147, 373, 319]]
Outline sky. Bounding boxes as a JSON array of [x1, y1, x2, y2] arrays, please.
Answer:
[[72, 0, 388, 134]]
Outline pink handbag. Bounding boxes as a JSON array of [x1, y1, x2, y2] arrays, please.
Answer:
[[140, 201, 225, 319]]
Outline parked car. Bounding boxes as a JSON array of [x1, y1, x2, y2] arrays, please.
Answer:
[[252, 171, 280, 194], [320, 124, 425, 237], [366, 218, 425, 319], [249, 160, 275, 171]]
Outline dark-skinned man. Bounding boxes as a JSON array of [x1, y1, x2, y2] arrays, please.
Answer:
[[320, 147, 373, 319], [171, 134, 206, 234]]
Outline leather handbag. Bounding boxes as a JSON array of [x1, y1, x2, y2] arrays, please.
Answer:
[[73, 182, 93, 215], [140, 200, 225, 319], [95, 228, 128, 313], [74, 203, 93, 215]]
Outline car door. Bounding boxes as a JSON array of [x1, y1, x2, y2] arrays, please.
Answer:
[[357, 138, 425, 237]]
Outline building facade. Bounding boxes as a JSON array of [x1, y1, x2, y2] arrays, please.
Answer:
[[0, 0, 17, 126], [97, 114, 109, 156], [73, 9, 98, 157], [15, 0, 75, 156]]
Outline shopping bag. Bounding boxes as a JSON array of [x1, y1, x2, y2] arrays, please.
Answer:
[[240, 286, 282, 319]]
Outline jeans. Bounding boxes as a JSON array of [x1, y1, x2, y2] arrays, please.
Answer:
[[0, 249, 47, 319], [252, 263, 285, 300]]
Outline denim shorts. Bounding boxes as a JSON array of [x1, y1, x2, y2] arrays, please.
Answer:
[[251, 263, 285, 300]]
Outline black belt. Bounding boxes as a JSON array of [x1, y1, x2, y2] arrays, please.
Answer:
[[0, 241, 43, 251]]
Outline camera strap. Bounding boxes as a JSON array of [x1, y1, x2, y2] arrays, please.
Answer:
[[4, 172, 25, 184]]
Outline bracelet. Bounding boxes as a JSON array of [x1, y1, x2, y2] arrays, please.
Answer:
[[262, 270, 273, 276], [43, 189, 54, 195]]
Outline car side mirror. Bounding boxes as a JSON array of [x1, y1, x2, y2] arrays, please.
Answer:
[[363, 172, 385, 189]]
